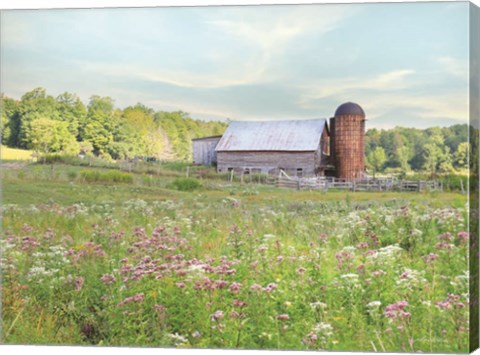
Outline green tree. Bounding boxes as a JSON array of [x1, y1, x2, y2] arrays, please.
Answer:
[[454, 142, 469, 169], [56, 92, 87, 138], [396, 145, 412, 176], [423, 143, 443, 178], [16, 88, 60, 148], [82, 96, 116, 156], [25, 118, 79, 161], [367, 147, 387, 178]]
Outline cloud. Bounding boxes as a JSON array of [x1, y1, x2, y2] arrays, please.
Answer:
[[437, 56, 468, 81]]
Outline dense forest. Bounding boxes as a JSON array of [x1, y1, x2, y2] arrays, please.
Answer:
[[365, 125, 468, 177], [1, 88, 226, 161], [1, 88, 469, 176]]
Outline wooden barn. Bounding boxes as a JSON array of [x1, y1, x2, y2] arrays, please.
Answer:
[[191, 102, 366, 180], [214, 119, 330, 177]]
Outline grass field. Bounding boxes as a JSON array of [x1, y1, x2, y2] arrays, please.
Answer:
[[1, 145, 33, 161], [1, 162, 470, 352]]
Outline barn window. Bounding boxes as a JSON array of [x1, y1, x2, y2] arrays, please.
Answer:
[[296, 168, 303, 177]]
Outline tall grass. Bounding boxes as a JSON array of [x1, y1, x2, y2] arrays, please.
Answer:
[[80, 169, 133, 183]]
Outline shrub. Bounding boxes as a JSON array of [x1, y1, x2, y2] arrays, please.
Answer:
[[80, 170, 133, 183], [167, 177, 202, 191], [67, 171, 78, 181]]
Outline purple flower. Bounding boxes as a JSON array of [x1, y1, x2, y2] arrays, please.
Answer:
[[264, 283, 278, 293], [74, 276, 84, 291], [457, 231, 469, 243], [229, 282, 242, 294]]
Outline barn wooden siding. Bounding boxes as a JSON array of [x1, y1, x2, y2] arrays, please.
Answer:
[[217, 151, 321, 176], [192, 136, 222, 166], [333, 114, 365, 180]]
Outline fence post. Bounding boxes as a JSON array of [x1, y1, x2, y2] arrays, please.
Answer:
[[297, 180, 300, 191], [186, 166, 190, 178]]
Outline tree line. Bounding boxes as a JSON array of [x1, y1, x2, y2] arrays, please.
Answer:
[[1, 88, 227, 161], [1, 88, 469, 175], [365, 125, 468, 177]]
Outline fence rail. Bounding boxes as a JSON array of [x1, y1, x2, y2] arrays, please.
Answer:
[[266, 173, 443, 192]]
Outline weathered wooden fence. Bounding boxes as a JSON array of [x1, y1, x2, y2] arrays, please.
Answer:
[[267, 172, 443, 192]]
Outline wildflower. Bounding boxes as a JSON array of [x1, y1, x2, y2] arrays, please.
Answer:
[[372, 270, 387, 277], [229, 311, 240, 319], [250, 283, 263, 292], [101, 274, 116, 285], [367, 301, 382, 309], [297, 267, 306, 275], [176, 281, 186, 289], [210, 310, 224, 321], [276, 314, 289, 321], [314, 322, 333, 336], [117, 293, 145, 307], [384, 301, 410, 319], [192, 331, 201, 338], [74, 276, 84, 291], [310, 301, 327, 310], [229, 282, 242, 294], [422, 253, 439, 264], [167, 333, 188, 346], [457, 231, 469, 243], [303, 331, 318, 345], [232, 299, 247, 308], [154, 304, 167, 312], [438, 232, 453, 241], [264, 283, 278, 293]]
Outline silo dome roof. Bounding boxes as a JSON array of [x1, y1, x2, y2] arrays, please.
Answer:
[[334, 102, 365, 117]]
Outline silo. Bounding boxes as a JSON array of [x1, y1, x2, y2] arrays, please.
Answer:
[[332, 102, 366, 180]]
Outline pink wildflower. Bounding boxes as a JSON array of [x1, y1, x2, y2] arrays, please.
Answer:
[[229, 282, 242, 294], [101, 274, 116, 285], [210, 310, 224, 321], [264, 283, 278, 293], [74, 276, 84, 291], [276, 314, 289, 321]]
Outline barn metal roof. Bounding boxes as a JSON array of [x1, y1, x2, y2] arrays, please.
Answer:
[[215, 119, 327, 152]]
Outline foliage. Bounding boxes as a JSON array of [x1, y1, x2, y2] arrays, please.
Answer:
[[167, 177, 202, 191], [366, 146, 387, 178], [365, 124, 468, 173], [25, 118, 79, 160], [79, 169, 134, 183], [2, 88, 226, 162]]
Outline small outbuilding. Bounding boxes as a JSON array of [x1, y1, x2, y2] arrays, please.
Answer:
[[192, 135, 223, 166]]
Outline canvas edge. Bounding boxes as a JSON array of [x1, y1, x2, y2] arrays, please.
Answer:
[[469, 1, 480, 353]]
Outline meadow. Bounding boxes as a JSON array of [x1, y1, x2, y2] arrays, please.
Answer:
[[1, 162, 470, 352]]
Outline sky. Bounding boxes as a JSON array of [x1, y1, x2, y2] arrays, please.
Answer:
[[0, 0, 472, 129]]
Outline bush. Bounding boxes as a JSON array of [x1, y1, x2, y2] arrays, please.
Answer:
[[80, 170, 133, 183], [67, 171, 78, 181], [167, 177, 202, 191], [438, 173, 468, 191]]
